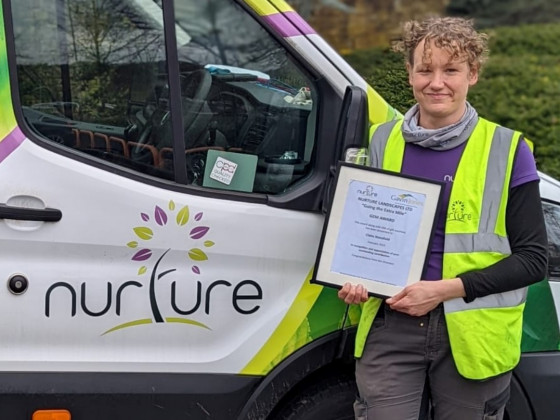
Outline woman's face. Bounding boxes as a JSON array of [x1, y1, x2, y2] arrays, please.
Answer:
[[407, 39, 478, 129]]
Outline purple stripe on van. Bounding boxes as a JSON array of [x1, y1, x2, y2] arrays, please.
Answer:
[[0, 127, 25, 163], [282, 12, 315, 34], [263, 11, 315, 37]]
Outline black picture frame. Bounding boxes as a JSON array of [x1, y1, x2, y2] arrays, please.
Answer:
[[312, 162, 444, 298]]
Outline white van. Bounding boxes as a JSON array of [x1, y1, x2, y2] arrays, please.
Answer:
[[0, 0, 558, 419]]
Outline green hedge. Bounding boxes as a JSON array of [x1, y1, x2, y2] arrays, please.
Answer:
[[344, 23, 560, 178]]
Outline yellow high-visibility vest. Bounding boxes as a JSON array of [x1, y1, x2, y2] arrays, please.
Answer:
[[355, 117, 526, 380]]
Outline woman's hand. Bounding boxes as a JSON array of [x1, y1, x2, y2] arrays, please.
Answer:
[[386, 278, 466, 316], [338, 282, 369, 304]]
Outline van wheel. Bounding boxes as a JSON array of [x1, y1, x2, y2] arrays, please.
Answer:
[[270, 374, 356, 420]]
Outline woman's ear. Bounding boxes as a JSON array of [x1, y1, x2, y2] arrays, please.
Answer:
[[468, 67, 479, 86]]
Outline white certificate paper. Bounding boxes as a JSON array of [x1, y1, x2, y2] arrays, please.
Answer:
[[330, 180, 425, 288], [313, 163, 443, 298]]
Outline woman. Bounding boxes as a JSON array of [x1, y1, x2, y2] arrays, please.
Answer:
[[338, 17, 548, 420]]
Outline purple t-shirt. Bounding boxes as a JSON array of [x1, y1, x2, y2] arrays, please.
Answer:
[[401, 139, 538, 280]]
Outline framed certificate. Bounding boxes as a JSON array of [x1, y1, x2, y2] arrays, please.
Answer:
[[312, 162, 444, 298]]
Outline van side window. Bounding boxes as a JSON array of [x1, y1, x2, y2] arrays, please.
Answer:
[[11, 0, 172, 180], [11, 0, 316, 194], [542, 201, 560, 280]]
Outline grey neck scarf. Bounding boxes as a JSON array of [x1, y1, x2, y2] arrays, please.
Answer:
[[401, 102, 478, 151]]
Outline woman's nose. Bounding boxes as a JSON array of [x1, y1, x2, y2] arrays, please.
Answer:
[[430, 71, 445, 88]]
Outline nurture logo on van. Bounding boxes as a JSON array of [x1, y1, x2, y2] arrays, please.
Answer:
[[44, 200, 263, 334], [104, 200, 215, 334]]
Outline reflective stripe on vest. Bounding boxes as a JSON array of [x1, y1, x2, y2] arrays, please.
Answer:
[[368, 120, 399, 169], [445, 287, 527, 312], [355, 118, 526, 379]]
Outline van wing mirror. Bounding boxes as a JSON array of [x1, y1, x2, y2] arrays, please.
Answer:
[[335, 85, 369, 161]]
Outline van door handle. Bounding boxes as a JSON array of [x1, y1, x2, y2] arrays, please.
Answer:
[[0, 203, 62, 222]]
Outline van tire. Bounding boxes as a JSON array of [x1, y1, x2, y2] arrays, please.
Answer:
[[270, 374, 356, 420]]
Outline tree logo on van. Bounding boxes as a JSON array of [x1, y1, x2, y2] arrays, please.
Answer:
[[103, 200, 214, 334]]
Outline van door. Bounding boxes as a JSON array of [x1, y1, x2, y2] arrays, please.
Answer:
[[0, 0, 349, 412]]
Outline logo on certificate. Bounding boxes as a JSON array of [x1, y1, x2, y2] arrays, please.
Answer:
[[357, 185, 377, 197], [390, 193, 424, 207]]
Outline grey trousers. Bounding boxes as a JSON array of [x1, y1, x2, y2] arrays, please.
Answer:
[[354, 304, 511, 420]]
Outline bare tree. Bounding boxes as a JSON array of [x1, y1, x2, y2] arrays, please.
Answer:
[[287, 0, 356, 19], [67, 0, 163, 66]]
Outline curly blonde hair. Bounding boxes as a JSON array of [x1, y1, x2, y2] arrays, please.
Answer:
[[393, 17, 489, 72]]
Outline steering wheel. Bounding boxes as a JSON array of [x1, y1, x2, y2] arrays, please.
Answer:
[[185, 146, 225, 185], [131, 69, 213, 164], [181, 69, 213, 129]]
